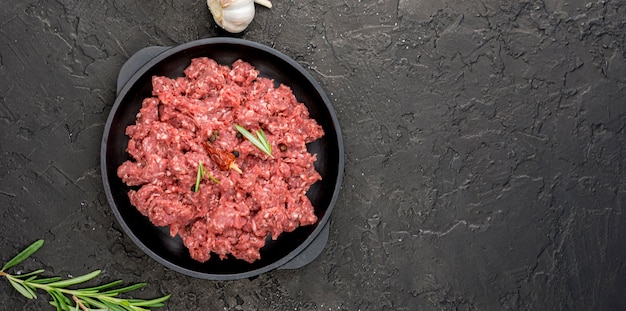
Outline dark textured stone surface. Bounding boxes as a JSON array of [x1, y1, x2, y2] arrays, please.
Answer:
[[1, 0, 625, 310]]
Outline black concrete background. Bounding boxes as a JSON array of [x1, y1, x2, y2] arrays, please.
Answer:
[[1, 0, 625, 310]]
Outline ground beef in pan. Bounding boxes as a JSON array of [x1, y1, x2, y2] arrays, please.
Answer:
[[117, 57, 324, 263]]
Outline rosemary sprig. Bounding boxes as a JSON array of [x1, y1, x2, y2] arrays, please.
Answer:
[[194, 161, 220, 192], [1, 240, 170, 311], [235, 124, 274, 158]]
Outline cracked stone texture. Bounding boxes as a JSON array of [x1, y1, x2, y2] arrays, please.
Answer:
[[1, 0, 625, 310]]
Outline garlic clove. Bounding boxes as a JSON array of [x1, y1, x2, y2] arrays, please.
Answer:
[[254, 0, 272, 8], [208, 0, 272, 33], [208, 0, 225, 25]]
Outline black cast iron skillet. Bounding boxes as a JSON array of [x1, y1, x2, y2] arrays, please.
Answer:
[[101, 38, 344, 280]]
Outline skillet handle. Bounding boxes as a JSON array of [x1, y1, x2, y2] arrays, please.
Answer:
[[278, 221, 330, 270], [117, 46, 171, 96]]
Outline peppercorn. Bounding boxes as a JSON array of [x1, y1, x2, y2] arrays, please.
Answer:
[[208, 130, 219, 142]]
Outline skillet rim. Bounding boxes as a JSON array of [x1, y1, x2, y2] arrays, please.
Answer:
[[100, 37, 344, 279]]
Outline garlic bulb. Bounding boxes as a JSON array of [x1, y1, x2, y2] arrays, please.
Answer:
[[208, 0, 272, 33]]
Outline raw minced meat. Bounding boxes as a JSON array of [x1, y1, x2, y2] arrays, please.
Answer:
[[117, 57, 323, 263]]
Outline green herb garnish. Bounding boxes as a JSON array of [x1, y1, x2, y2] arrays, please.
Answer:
[[1, 239, 170, 311], [194, 161, 219, 192], [235, 124, 274, 158]]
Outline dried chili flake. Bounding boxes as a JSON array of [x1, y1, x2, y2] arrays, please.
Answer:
[[202, 141, 242, 173]]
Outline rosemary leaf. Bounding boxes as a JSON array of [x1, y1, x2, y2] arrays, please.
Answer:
[[235, 124, 274, 158], [79, 296, 109, 309], [25, 286, 38, 300], [48, 296, 63, 311], [194, 161, 203, 192], [1, 239, 44, 272], [13, 269, 45, 279], [28, 276, 63, 284], [9, 279, 35, 299], [129, 294, 171, 307], [101, 282, 146, 295], [203, 165, 220, 184], [80, 279, 123, 292], [258, 128, 271, 150], [101, 300, 126, 311], [50, 290, 72, 308], [47, 270, 101, 288], [195, 161, 219, 192]]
